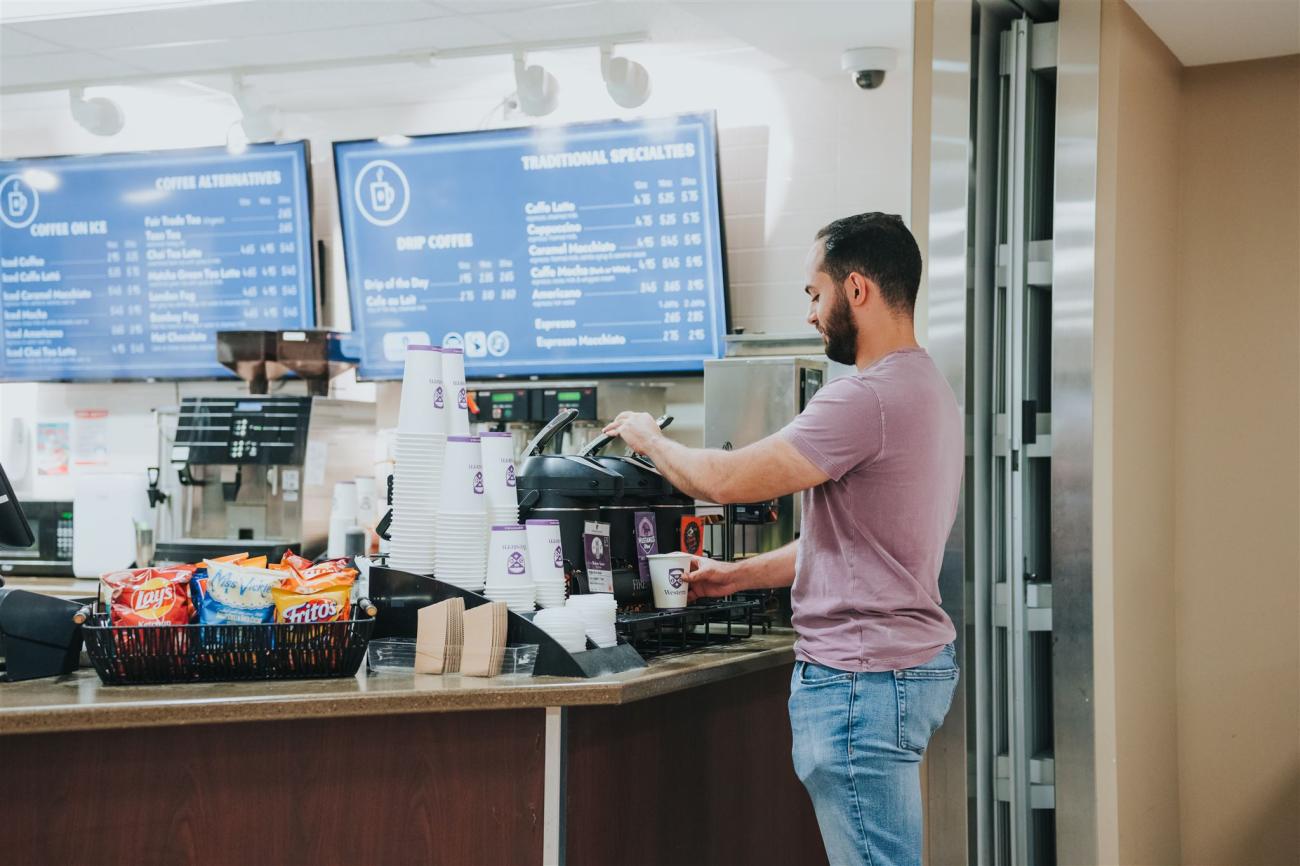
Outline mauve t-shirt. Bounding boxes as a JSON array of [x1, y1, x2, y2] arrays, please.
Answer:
[[780, 347, 960, 672]]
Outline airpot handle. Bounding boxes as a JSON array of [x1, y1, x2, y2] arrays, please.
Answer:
[[524, 408, 579, 456]]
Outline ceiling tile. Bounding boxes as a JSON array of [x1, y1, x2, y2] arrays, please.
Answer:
[[472, 1, 653, 42], [0, 26, 69, 56], [6, 1, 447, 51], [0, 50, 146, 88]]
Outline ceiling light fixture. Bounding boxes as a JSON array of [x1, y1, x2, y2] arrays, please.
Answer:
[[600, 47, 651, 109], [69, 87, 125, 136], [225, 121, 249, 155], [513, 52, 558, 117]]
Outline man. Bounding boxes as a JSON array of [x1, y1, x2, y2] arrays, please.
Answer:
[[604, 213, 961, 866]]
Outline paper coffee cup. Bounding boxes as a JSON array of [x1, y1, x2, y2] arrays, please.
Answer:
[[397, 345, 446, 433], [647, 552, 692, 610], [480, 432, 518, 510], [525, 519, 565, 584], [439, 435, 485, 513], [438, 347, 470, 436]]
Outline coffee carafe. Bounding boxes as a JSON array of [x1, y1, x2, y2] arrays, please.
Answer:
[[516, 409, 623, 594]]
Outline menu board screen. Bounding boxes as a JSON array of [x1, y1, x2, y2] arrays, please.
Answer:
[[333, 113, 727, 379], [0, 141, 314, 381]]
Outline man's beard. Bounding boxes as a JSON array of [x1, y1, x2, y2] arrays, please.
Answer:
[[821, 286, 858, 365]]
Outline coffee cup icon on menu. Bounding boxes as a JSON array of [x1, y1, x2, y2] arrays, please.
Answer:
[[369, 169, 396, 212], [7, 186, 27, 218]]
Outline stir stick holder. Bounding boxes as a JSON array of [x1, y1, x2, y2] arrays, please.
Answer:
[[368, 565, 646, 678]]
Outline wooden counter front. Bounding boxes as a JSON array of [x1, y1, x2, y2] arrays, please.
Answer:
[[0, 632, 827, 865]]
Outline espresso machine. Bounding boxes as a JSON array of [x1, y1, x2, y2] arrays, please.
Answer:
[[155, 331, 374, 564]]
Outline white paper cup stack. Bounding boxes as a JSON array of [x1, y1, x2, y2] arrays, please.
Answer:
[[483, 524, 535, 613], [566, 593, 617, 648], [433, 435, 487, 590], [533, 607, 588, 654], [439, 347, 471, 436], [480, 432, 520, 525], [525, 519, 567, 608], [388, 346, 447, 574]]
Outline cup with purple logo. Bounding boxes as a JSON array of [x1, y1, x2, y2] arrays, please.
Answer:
[[646, 552, 692, 610], [484, 524, 535, 612], [525, 519, 567, 608]]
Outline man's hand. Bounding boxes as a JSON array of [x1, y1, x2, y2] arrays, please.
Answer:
[[684, 555, 747, 602], [602, 411, 665, 456]]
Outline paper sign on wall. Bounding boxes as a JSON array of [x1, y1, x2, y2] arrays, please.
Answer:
[[36, 422, 70, 476], [72, 409, 109, 467]]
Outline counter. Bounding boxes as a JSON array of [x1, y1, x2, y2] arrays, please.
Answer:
[[1, 630, 827, 866]]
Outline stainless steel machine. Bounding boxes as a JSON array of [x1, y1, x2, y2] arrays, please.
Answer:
[[155, 331, 374, 564], [703, 356, 825, 559]]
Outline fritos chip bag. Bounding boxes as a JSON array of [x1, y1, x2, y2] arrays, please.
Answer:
[[102, 566, 196, 626], [199, 559, 285, 625], [271, 583, 352, 624]]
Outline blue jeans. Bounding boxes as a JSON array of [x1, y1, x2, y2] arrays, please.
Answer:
[[788, 645, 959, 866]]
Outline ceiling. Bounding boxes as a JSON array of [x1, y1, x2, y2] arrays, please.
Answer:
[[1128, 0, 1299, 66], [0, 0, 915, 94]]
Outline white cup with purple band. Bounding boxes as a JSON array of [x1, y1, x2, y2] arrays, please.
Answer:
[[646, 552, 692, 610], [438, 435, 484, 513], [437, 346, 471, 436]]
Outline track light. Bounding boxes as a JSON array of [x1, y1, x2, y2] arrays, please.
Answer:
[[69, 88, 125, 136], [513, 52, 558, 117], [601, 47, 651, 109], [232, 77, 282, 142]]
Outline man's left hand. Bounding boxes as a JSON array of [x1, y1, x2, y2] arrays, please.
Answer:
[[602, 411, 664, 455]]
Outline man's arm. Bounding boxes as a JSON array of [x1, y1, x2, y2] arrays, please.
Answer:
[[602, 413, 828, 504], [684, 541, 798, 600]]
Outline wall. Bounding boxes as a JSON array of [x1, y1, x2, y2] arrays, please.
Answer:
[[1095, 3, 1300, 862], [1, 29, 915, 480], [1174, 52, 1300, 866], [1094, 3, 1184, 863]]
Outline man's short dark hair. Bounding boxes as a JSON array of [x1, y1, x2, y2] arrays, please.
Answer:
[[815, 213, 922, 316]]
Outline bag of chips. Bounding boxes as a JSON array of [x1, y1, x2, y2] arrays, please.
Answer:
[[199, 559, 285, 625], [102, 566, 196, 627], [271, 583, 352, 624]]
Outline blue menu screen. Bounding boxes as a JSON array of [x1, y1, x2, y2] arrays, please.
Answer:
[[0, 141, 314, 381], [334, 113, 727, 379]]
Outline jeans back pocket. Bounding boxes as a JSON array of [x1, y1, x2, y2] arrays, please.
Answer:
[[893, 649, 959, 754]]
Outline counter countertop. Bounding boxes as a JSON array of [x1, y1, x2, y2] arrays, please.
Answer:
[[0, 630, 797, 736]]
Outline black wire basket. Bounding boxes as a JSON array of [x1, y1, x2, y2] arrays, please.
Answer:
[[82, 605, 376, 686]]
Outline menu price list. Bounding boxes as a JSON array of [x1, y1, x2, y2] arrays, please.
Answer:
[[0, 142, 313, 381], [336, 114, 726, 378]]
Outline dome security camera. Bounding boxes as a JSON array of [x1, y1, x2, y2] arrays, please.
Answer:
[[841, 47, 897, 90]]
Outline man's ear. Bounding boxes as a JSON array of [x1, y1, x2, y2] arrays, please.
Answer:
[[846, 273, 873, 307]]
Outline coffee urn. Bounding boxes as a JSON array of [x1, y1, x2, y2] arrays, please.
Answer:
[[516, 410, 623, 594]]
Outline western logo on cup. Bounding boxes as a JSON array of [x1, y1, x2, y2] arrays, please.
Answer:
[[508, 551, 526, 575], [457, 387, 467, 409], [506, 464, 516, 487], [473, 471, 484, 494], [553, 546, 563, 568], [668, 567, 684, 589], [433, 386, 444, 409]]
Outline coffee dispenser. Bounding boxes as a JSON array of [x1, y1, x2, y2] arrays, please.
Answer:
[[155, 331, 374, 564], [516, 410, 623, 594]]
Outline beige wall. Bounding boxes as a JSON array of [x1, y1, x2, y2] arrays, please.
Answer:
[[1096, 3, 1185, 863], [1098, 3, 1300, 862], [1174, 52, 1300, 866]]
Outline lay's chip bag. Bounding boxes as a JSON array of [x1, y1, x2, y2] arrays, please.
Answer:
[[102, 566, 196, 626]]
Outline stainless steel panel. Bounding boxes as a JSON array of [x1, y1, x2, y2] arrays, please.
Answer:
[[923, 2, 975, 863], [1049, 1, 1101, 863]]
